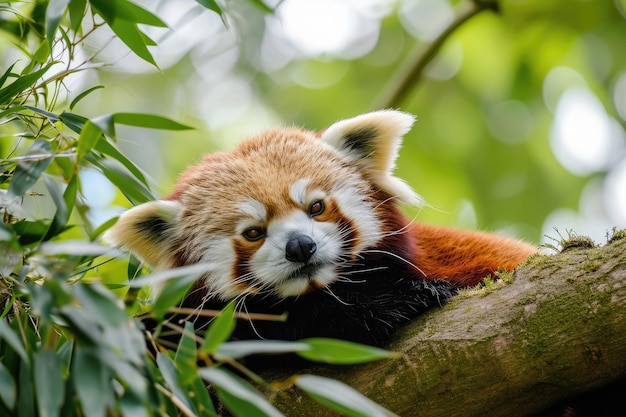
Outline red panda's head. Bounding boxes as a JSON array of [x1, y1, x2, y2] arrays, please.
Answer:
[[105, 110, 421, 300]]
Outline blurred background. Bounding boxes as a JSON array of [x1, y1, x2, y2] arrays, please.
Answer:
[[15, 0, 626, 246]]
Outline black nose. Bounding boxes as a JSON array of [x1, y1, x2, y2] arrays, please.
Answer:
[[285, 235, 317, 263]]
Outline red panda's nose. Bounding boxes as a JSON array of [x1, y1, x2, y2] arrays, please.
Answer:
[[285, 234, 317, 263]]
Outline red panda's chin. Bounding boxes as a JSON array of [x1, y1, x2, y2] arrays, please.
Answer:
[[274, 264, 337, 297]]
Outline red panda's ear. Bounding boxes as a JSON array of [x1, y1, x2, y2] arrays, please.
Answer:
[[104, 200, 182, 269], [320, 110, 422, 205]]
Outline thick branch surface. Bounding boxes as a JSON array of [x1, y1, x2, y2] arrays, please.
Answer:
[[271, 236, 626, 416]]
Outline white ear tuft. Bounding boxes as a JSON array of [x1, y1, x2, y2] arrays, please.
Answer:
[[104, 200, 182, 269], [320, 110, 422, 205]]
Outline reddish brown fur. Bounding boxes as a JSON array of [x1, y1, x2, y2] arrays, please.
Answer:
[[411, 223, 536, 286]]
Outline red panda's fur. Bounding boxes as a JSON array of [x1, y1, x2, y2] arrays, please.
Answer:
[[105, 110, 536, 346]]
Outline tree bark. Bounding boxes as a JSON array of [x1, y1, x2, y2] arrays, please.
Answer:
[[269, 233, 626, 416]]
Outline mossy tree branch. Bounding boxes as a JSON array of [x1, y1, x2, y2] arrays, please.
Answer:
[[268, 233, 626, 416]]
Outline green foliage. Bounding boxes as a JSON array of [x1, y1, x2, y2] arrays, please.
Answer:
[[0, 2, 399, 416]]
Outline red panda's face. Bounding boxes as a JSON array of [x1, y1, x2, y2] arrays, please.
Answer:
[[105, 110, 421, 301], [173, 129, 382, 299]]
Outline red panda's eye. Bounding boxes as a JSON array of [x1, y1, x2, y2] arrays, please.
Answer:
[[309, 200, 325, 217], [243, 227, 265, 241]]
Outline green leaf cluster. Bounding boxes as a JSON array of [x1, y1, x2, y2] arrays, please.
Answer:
[[1, 2, 399, 417]]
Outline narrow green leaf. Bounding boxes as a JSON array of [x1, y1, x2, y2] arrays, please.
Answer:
[[68, 0, 87, 31], [27, 281, 55, 322], [118, 390, 149, 417], [91, 0, 167, 26], [107, 19, 158, 67], [13, 220, 50, 246], [59, 111, 87, 133], [295, 374, 399, 417], [91, 114, 115, 137], [46, 0, 70, 46], [297, 338, 395, 365], [0, 64, 52, 105], [24, 105, 60, 121], [175, 321, 198, 385], [245, 0, 274, 13], [0, 105, 29, 119], [87, 156, 156, 205], [38, 240, 119, 256], [199, 368, 285, 417], [93, 139, 148, 186], [150, 271, 200, 319], [77, 120, 103, 161], [113, 113, 193, 130], [34, 349, 65, 417], [156, 353, 197, 415], [72, 348, 110, 417], [194, 0, 224, 16], [0, 63, 16, 89], [33, 39, 51, 63], [7, 138, 53, 197], [17, 360, 35, 417], [214, 340, 309, 361], [201, 301, 236, 354], [128, 263, 209, 288], [0, 361, 17, 410], [43, 174, 77, 241], [90, 216, 118, 241], [72, 283, 127, 327], [186, 372, 218, 417], [70, 85, 104, 110]]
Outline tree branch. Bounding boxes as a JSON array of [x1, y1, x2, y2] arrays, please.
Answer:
[[372, 0, 499, 110], [269, 234, 626, 416]]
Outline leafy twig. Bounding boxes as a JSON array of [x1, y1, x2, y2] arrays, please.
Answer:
[[372, 0, 499, 110]]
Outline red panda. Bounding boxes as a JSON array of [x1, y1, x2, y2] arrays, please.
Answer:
[[105, 110, 536, 346]]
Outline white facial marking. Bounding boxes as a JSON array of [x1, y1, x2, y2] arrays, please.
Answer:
[[289, 178, 310, 206], [332, 184, 381, 252], [237, 199, 266, 223]]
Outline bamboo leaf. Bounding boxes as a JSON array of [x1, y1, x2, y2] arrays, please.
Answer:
[[175, 321, 198, 385], [72, 283, 127, 328], [0, 63, 16, 88], [107, 18, 158, 67], [297, 338, 396, 365], [86, 155, 156, 205], [59, 111, 87, 133], [295, 374, 399, 417], [43, 174, 77, 241], [186, 372, 218, 417], [7, 138, 53, 198], [113, 113, 193, 130], [201, 301, 236, 354], [214, 340, 310, 360], [156, 353, 197, 415], [93, 139, 149, 186], [90, 0, 167, 26], [69, 85, 104, 110], [0, 320, 28, 364], [72, 348, 111, 417], [77, 120, 103, 161], [245, 0, 274, 13], [34, 349, 65, 417], [150, 271, 200, 319], [45, 0, 71, 46], [0, 64, 52, 105], [199, 367, 285, 417], [194, 0, 224, 17], [68, 0, 87, 31], [0, 361, 16, 410]]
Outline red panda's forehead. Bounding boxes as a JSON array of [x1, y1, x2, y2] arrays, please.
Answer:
[[175, 129, 365, 225]]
